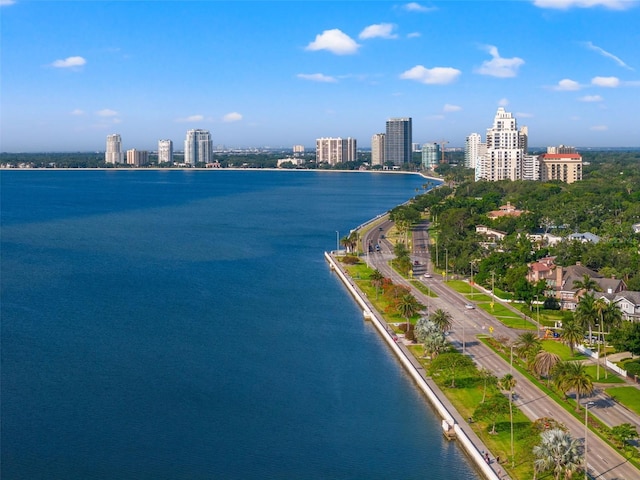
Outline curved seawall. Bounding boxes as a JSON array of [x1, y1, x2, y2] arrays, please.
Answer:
[[325, 251, 503, 480]]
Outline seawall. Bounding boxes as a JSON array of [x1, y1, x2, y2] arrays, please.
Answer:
[[325, 251, 503, 480]]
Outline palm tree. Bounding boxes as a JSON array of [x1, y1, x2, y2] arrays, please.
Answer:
[[397, 293, 423, 336], [574, 293, 598, 343], [532, 351, 561, 385], [532, 428, 583, 480], [572, 274, 601, 298], [369, 269, 384, 299], [499, 373, 518, 467], [478, 368, 496, 403], [429, 308, 452, 333], [553, 361, 594, 412], [560, 319, 584, 356], [514, 332, 542, 368]]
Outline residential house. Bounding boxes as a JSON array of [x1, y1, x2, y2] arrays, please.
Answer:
[[487, 202, 525, 219]]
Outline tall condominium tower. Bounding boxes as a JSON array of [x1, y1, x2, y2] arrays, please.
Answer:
[[315, 137, 357, 165], [126, 149, 149, 167], [464, 133, 485, 169], [371, 133, 385, 166], [184, 129, 213, 165], [105, 134, 123, 164], [421, 143, 440, 170], [385, 118, 412, 166], [477, 108, 526, 181], [158, 139, 173, 164]]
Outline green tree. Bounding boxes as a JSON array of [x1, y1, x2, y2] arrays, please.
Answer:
[[473, 393, 510, 435], [553, 361, 594, 412], [430, 352, 475, 388], [429, 308, 452, 333], [369, 269, 384, 299], [609, 322, 640, 356], [397, 293, 423, 335], [499, 373, 518, 467], [611, 423, 638, 449], [560, 319, 584, 356], [572, 274, 602, 298], [514, 332, 542, 368], [478, 367, 496, 403], [532, 428, 583, 480], [532, 351, 561, 385], [574, 293, 598, 342]]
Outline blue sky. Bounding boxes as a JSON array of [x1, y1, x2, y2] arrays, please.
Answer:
[[1, 0, 639, 152]]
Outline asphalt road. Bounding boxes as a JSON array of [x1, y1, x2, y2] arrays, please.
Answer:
[[361, 219, 640, 480]]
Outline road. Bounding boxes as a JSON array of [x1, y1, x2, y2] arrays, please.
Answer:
[[362, 219, 640, 480]]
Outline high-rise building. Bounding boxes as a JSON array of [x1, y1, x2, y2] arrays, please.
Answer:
[[315, 137, 357, 165], [105, 134, 123, 164], [540, 152, 583, 184], [477, 108, 526, 181], [464, 133, 485, 170], [421, 143, 440, 170], [292, 145, 305, 155], [126, 149, 149, 167], [371, 133, 385, 166], [385, 118, 412, 166], [158, 139, 173, 164], [184, 129, 213, 166]]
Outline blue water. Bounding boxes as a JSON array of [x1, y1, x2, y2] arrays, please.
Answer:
[[1, 170, 479, 480]]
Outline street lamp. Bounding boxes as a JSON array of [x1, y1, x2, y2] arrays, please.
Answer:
[[336, 230, 339, 253], [584, 400, 595, 480], [445, 248, 448, 281]]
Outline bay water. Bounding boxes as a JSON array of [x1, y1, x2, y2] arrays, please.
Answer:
[[1, 170, 480, 479]]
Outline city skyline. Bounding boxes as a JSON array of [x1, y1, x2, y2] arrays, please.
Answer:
[[1, 1, 639, 152]]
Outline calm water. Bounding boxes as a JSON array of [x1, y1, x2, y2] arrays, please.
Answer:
[[1, 170, 479, 480]]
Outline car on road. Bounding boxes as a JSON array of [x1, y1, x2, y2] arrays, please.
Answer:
[[464, 303, 475, 309], [423, 273, 432, 278]]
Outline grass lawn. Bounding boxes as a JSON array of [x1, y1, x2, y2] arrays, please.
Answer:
[[540, 340, 586, 361], [477, 302, 537, 330], [583, 365, 625, 384], [604, 386, 640, 416]]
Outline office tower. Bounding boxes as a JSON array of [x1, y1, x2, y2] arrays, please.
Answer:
[[464, 133, 485, 169], [184, 129, 213, 165], [371, 133, 385, 166], [539, 152, 583, 183], [126, 149, 149, 167], [478, 108, 525, 181], [105, 134, 123, 164], [385, 118, 412, 166], [158, 139, 173, 164], [315, 137, 357, 165], [421, 143, 440, 170]]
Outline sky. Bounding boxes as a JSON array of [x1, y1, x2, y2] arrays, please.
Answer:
[[1, 0, 639, 152]]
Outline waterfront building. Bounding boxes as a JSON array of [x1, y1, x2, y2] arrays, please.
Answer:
[[477, 108, 527, 181], [126, 149, 149, 167], [385, 117, 412, 166], [292, 145, 305, 156], [421, 142, 440, 170], [105, 134, 123, 164], [184, 129, 213, 165], [539, 152, 583, 183], [464, 133, 484, 170], [158, 139, 173, 164], [371, 133, 385, 166], [315, 137, 357, 165]]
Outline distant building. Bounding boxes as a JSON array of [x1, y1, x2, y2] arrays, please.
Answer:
[[385, 117, 412, 166], [158, 139, 173, 164], [412, 142, 422, 153], [464, 133, 484, 170], [476, 108, 527, 181], [315, 137, 356, 165], [522, 154, 540, 181], [371, 133, 385, 166], [487, 202, 525, 219], [126, 149, 149, 167], [547, 145, 576, 154], [105, 134, 123, 164], [539, 152, 583, 184], [292, 145, 305, 156], [421, 142, 440, 170], [184, 129, 213, 165]]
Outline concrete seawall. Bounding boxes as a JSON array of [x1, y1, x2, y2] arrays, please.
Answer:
[[325, 251, 503, 480]]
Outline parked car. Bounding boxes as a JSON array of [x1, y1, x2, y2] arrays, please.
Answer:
[[465, 304, 475, 309], [423, 273, 432, 279]]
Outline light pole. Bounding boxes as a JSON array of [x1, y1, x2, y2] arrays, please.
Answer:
[[535, 294, 541, 338], [462, 312, 466, 355], [584, 401, 594, 480], [445, 248, 448, 281], [336, 230, 339, 253]]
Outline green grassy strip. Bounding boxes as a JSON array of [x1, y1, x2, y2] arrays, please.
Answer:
[[604, 387, 640, 416]]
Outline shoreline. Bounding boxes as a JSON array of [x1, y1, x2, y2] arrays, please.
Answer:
[[325, 251, 504, 480]]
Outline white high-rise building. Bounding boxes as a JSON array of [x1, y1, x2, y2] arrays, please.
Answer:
[[105, 134, 123, 164], [158, 139, 173, 164], [315, 137, 357, 165], [464, 133, 485, 169], [184, 129, 213, 165], [371, 133, 385, 166], [477, 108, 526, 181]]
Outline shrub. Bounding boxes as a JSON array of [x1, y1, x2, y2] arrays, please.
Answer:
[[341, 255, 360, 264], [623, 360, 640, 377]]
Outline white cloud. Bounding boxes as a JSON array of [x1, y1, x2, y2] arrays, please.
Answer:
[[0, 0, 16, 6], [305, 29, 360, 55], [584, 41, 633, 70], [400, 65, 461, 85], [96, 109, 118, 117], [297, 73, 338, 83], [517, 112, 534, 118], [403, 2, 437, 12], [553, 78, 582, 91], [579, 95, 604, 102], [223, 112, 242, 123], [407, 32, 422, 38], [592, 76, 620, 87], [51, 56, 86, 68], [475, 45, 524, 78], [532, 0, 636, 9], [176, 114, 205, 123], [590, 125, 609, 131], [426, 114, 446, 120], [498, 98, 509, 107], [443, 104, 462, 112], [359, 23, 398, 40], [70, 109, 85, 116]]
